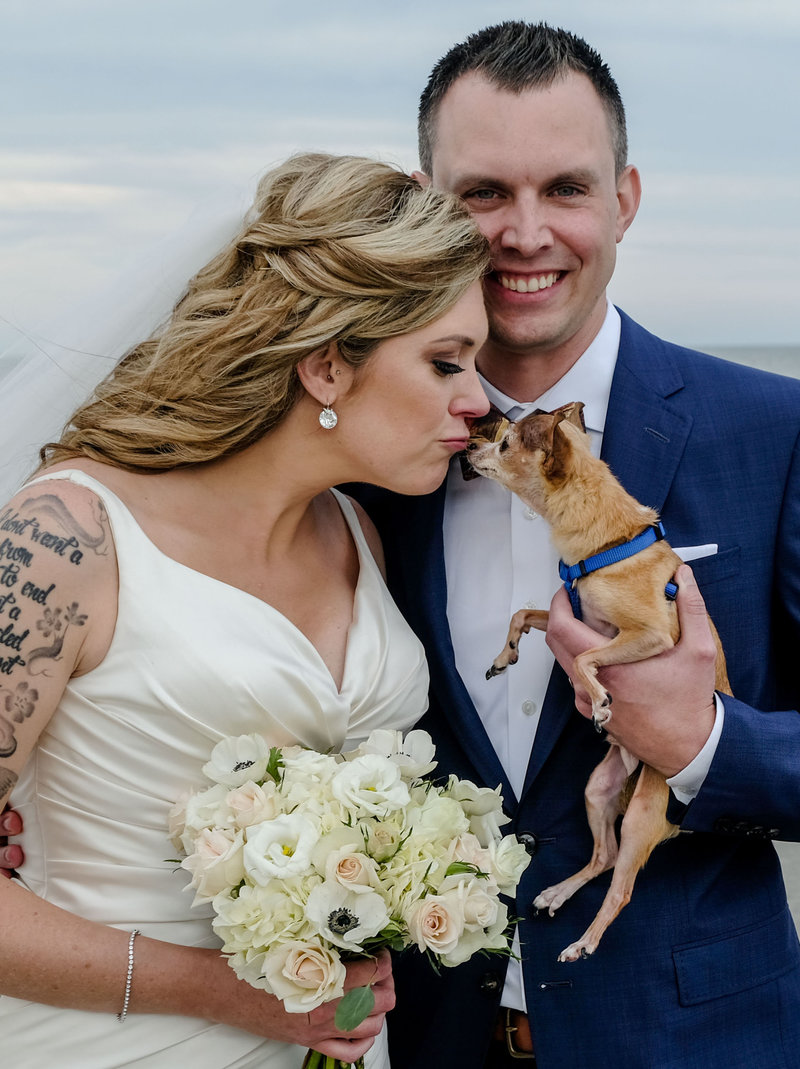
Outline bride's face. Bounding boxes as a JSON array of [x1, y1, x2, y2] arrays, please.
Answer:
[[338, 281, 489, 495]]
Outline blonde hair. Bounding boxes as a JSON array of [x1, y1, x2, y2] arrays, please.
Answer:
[[41, 153, 489, 471]]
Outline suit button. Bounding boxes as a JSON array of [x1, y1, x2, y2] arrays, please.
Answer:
[[479, 971, 501, 996], [518, 832, 538, 856]]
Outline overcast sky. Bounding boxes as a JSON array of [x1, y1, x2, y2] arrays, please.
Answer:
[[2, 0, 798, 354]]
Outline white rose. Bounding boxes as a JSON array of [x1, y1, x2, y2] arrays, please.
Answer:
[[440, 901, 511, 967], [363, 818, 405, 862], [450, 832, 493, 873], [226, 780, 281, 828], [353, 729, 437, 781], [405, 888, 466, 956], [181, 827, 244, 903], [439, 874, 500, 929], [446, 777, 510, 846], [331, 754, 410, 817], [260, 940, 346, 1012], [324, 844, 381, 893], [408, 791, 469, 845], [243, 813, 319, 883], [305, 880, 390, 951], [487, 835, 531, 894], [202, 734, 272, 788], [167, 790, 190, 852]]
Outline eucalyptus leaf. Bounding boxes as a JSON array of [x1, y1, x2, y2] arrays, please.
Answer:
[[334, 985, 375, 1031]]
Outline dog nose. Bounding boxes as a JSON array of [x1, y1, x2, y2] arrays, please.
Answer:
[[465, 441, 479, 452]]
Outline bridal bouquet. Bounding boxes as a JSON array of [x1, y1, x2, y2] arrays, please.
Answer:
[[170, 728, 530, 1069]]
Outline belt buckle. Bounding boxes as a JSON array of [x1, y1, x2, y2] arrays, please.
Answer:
[[503, 1008, 536, 1060]]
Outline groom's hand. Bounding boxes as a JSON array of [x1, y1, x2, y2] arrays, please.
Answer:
[[546, 564, 718, 778], [0, 805, 23, 876]]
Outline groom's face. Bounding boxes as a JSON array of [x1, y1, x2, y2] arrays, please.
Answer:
[[425, 72, 640, 366]]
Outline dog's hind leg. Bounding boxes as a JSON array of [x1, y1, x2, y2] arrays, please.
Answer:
[[556, 762, 679, 962], [486, 608, 549, 679], [533, 744, 627, 916]]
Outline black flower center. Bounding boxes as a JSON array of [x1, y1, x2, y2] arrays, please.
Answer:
[[327, 907, 359, 935], [232, 759, 255, 772]]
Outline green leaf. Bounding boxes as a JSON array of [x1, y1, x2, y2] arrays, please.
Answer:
[[266, 746, 284, 783], [334, 985, 375, 1031]]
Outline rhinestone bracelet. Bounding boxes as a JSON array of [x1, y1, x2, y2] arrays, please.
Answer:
[[117, 929, 140, 1022]]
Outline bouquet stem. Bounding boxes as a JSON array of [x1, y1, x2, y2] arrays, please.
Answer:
[[302, 1050, 364, 1069]]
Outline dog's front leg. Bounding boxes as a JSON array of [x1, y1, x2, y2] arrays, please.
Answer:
[[572, 627, 675, 729], [486, 608, 549, 679], [533, 744, 627, 916], [557, 762, 679, 962]]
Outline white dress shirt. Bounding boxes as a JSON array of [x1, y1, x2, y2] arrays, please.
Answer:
[[442, 303, 722, 1011]]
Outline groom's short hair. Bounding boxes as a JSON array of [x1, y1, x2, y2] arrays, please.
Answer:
[[418, 21, 629, 178]]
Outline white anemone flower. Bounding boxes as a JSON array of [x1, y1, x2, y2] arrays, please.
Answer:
[[202, 733, 272, 788], [243, 813, 319, 883], [305, 880, 390, 951]]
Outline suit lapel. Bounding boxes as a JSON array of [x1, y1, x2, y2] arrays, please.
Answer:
[[519, 311, 692, 802], [394, 482, 517, 805]]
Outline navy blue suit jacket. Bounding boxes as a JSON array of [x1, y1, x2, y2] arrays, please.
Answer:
[[353, 311, 800, 1068]]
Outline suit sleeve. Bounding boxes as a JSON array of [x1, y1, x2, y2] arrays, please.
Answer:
[[681, 427, 800, 839]]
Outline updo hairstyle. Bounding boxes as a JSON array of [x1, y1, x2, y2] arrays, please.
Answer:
[[41, 153, 489, 471]]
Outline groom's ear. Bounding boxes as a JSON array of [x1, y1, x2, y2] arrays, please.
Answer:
[[296, 342, 349, 405], [411, 170, 431, 189]]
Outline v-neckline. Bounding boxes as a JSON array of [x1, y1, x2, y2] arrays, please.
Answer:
[[27, 472, 366, 697]]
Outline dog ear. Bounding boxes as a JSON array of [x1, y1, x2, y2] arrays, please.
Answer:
[[553, 401, 586, 433], [519, 413, 556, 453], [544, 414, 574, 479]]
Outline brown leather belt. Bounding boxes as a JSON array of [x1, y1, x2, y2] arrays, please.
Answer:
[[493, 1007, 536, 1059]]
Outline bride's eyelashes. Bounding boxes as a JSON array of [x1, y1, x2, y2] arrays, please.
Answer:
[[432, 359, 464, 377]]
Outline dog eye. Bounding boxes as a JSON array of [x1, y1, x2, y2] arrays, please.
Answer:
[[499, 439, 510, 453]]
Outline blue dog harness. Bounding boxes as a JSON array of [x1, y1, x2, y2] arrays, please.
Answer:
[[559, 521, 679, 620]]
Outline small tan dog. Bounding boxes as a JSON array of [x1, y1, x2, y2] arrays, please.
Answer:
[[466, 401, 731, 962]]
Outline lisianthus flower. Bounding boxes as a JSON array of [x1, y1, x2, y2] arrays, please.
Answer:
[[331, 754, 410, 817], [203, 733, 272, 788], [244, 813, 319, 882], [353, 729, 437, 780], [445, 777, 510, 846], [306, 880, 390, 950]]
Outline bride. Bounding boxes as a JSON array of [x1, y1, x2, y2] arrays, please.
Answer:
[[0, 152, 489, 1067]]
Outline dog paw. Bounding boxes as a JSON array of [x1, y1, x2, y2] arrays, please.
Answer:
[[485, 663, 507, 680], [592, 707, 612, 733], [557, 941, 595, 964]]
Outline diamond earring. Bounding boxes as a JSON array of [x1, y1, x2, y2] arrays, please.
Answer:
[[319, 405, 338, 430]]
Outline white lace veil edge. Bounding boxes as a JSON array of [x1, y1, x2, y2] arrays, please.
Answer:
[[0, 186, 255, 503]]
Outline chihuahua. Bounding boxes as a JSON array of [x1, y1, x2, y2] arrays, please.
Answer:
[[466, 401, 731, 962]]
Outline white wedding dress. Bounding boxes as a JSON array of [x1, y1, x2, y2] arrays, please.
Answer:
[[0, 471, 428, 1068]]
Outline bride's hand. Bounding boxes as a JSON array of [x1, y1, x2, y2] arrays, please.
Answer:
[[202, 947, 395, 1059], [0, 807, 23, 876]]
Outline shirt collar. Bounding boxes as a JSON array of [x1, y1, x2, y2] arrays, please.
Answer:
[[477, 302, 620, 435]]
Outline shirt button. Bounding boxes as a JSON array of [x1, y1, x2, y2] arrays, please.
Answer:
[[523, 506, 538, 520], [522, 699, 537, 716]]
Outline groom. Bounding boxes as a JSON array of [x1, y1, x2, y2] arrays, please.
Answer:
[[356, 21, 800, 1069]]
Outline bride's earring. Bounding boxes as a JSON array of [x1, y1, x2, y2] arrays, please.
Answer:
[[319, 405, 338, 430]]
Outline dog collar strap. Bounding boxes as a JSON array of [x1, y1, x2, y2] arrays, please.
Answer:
[[559, 522, 678, 619]]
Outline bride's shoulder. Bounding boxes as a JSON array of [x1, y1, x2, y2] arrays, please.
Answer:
[[340, 494, 386, 578]]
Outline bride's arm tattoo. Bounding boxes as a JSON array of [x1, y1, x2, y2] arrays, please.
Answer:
[[0, 493, 109, 759]]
